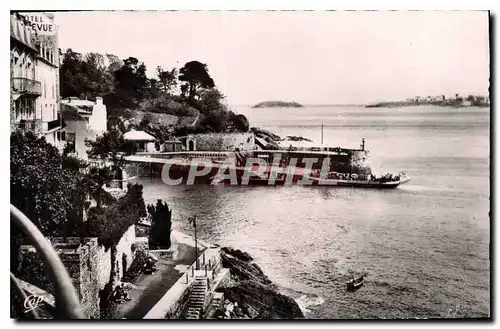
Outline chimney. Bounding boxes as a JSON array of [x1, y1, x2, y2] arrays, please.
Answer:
[[95, 97, 103, 105]]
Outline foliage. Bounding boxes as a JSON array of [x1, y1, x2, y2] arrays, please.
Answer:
[[60, 50, 251, 137], [85, 184, 146, 250], [60, 49, 114, 100], [10, 132, 114, 272], [107, 57, 150, 109], [156, 66, 178, 94], [138, 94, 198, 117], [86, 128, 136, 178], [227, 113, 250, 132], [198, 88, 226, 114], [148, 199, 173, 249], [16, 250, 55, 294], [11, 131, 80, 238], [179, 61, 215, 100]]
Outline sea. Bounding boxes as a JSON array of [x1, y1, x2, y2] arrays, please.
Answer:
[[139, 105, 490, 319]]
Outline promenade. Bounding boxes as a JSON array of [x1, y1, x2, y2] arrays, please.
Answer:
[[113, 234, 202, 319]]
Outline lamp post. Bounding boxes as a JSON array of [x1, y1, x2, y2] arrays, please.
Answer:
[[188, 215, 199, 270]]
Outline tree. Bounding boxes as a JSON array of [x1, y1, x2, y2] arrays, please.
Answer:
[[156, 66, 178, 94], [148, 200, 173, 249], [180, 84, 189, 98], [112, 57, 150, 108], [227, 113, 250, 132], [85, 183, 146, 288], [11, 132, 81, 238], [199, 88, 225, 114], [10, 132, 84, 273], [86, 183, 146, 250], [86, 129, 137, 184], [60, 49, 86, 99], [60, 49, 114, 100], [179, 61, 215, 100]]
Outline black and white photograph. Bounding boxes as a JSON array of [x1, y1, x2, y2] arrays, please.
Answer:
[[9, 9, 491, 320]]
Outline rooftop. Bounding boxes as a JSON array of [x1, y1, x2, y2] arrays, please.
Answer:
[[123, 130, 155, 141]]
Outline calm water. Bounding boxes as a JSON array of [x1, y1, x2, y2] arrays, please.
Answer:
[[140, 105, 490, 319]]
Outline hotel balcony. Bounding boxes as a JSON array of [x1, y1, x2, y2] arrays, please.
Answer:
[[17, 119, 42, 134], [12, 77, 42, 96]]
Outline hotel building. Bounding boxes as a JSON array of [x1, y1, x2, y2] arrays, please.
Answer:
[[10, 12, 62, 147]]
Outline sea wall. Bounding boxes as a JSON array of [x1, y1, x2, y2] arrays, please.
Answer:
[[186, 133, 255, 152]]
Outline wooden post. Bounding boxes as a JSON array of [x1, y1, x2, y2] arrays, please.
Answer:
[[186, 272, 188, 284], [203, 252, 205, 265], [192, 266, 194, 276]]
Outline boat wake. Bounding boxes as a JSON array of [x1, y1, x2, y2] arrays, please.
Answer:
[[295, 295, 325, 315], [398, 184, 464, 194]]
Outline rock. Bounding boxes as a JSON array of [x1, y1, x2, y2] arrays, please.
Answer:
[[221, 247, 253, 262], [220, 248, 274, 287], [218, 247, 305, 319], [223, 280, 304, 319]]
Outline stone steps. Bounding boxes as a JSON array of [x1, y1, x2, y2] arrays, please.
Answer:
[[184, 277, 208, 319]]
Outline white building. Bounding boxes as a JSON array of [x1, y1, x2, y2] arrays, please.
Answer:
[[60, 97, 108, 159]]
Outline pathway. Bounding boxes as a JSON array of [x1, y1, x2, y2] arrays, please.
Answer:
[[113, 244, 201, 319]]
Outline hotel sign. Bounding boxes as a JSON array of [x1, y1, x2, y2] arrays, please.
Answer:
[[20, 13, 56, 35]]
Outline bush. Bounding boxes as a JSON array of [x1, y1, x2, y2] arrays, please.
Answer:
[[86, 183, 146, 250]]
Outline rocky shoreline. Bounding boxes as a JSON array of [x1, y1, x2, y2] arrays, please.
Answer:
[[207, 247, 305, 319]]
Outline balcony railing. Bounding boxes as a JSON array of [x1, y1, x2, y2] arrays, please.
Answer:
[[18, 119, 42, 134], [10, 205, 85, 319], [12, 77, 42, 96], [47, 119, 61, 131]]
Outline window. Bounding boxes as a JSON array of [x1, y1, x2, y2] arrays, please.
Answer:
[[57, 131, 67, 141]]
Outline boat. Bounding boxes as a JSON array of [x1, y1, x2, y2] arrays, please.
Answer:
[[210, 171, 286, 186], [309, 172, 411, 189], [346, 276, 364, 290]]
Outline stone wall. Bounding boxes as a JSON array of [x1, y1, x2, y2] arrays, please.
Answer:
[[18, 237, 101, 319], [96, 224, 137, 290], [187, 133, 255, 152], [55, 238, 100, 319], [17, 225, 138, 319]]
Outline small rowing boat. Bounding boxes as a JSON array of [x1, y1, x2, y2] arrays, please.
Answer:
[[346, 276, 364, 290]]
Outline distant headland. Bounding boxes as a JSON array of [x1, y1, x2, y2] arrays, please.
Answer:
[[366, 94, 489, 108], [252, 101, 304, 108]]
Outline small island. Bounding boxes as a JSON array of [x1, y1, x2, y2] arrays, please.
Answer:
[[252, 101, 304, 108]]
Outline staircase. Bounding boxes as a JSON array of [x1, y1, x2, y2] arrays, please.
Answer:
[[185, 277, 208, 319]]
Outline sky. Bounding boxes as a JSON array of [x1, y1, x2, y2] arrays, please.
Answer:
[[54, 11, 490, 105]]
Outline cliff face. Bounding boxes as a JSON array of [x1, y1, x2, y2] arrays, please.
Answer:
[[216, 247, 305, 319]]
